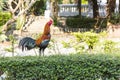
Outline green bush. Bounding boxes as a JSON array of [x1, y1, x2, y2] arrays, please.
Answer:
[[31, 0, 46, 15], [52, 17, 58, 26], [0, 34, 7, 42], [103, 40, 116, 53], [65, 17, 107, 29], [0, 12, 11, 27], [109, 13, 120, 24], [73, 31, 99, 49], [0, 54, 120, 80], [66, 17, 96, 28]]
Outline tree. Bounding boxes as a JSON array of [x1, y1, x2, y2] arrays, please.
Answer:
[[31, 0, 45, 16], [77, 0, 81, 17], [51, 0, 58, 18], [106, 0, 116, 19], [118, 0, 120, 13], [2, 0, 37, 31], [51, 0, 59, 26], [91, 0, 99, 18]]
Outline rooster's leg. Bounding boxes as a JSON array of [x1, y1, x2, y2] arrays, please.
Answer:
[[42, 49, 45, 56], [42, 48, 46, 56], [41, 49, 44, 56], [39, 48, 42, 56]]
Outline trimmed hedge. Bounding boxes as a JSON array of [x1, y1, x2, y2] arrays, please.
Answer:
[[0, 54, 120, 80], [66, 17, 96, 28], [65, 17, 107, 29]]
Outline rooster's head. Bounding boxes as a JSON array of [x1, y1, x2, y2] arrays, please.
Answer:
[[44, 20, 53, 34], [47, 20, 53, 26]]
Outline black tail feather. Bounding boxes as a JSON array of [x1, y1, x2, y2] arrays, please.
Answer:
[[19, 37, 36, 51]]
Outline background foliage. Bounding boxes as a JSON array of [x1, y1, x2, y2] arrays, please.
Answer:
[[0, 12, 11, 27], [109, 13, 120, 24], [65, 17, 107, 28], [73, 31, 99, 49], [31, 0, 46, 16], [66, 17, 95, 28]]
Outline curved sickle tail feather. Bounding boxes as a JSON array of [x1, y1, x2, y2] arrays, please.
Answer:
[[19, 37, 36, 51]]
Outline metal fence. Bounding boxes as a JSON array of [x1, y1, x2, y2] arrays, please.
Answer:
[[58, 4, 119, 17]]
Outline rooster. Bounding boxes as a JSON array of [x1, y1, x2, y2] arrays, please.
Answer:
[[19, 20, 53, 56]]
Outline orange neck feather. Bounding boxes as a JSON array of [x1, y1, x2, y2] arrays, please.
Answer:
[[43, 23, 50, 35], [35, 23, 51, 45]]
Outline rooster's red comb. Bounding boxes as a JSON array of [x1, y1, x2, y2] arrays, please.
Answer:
[[47, 20, 53, 26], [49, 20, 53, 23]]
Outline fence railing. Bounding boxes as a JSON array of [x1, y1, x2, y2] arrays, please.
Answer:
[[58, 4, 79, 17], [58, 4, 119, 17]]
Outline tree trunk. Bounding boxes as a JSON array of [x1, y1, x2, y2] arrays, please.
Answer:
[[91, 0, 99, 18], [118, 0, 120, 13], [106, 0, 116, 19], [77, 0, 81, 17], [2, 19, 16, 31], [106, 0, 116, 35], [51, 0, 58, 26], [51, 0, 58, 18]]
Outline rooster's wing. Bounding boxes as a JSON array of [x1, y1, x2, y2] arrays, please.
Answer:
[[19, 37, 36, 51]]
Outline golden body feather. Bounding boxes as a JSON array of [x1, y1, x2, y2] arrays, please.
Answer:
[[35, 21, 51, 46]]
